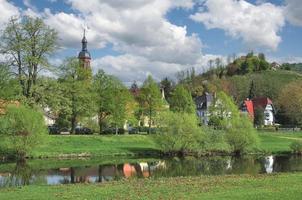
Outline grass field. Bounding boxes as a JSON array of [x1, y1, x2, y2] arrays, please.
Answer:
[[0, 173, 301, 200], [1, 131, 301, 159], [29, 135, 159, 158], [258, 131, 302, 154]]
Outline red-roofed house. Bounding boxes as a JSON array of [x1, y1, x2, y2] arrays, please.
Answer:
[[252, 97, 275, 126], [241, 97, 275, 126], [241, 99, 254, 119]]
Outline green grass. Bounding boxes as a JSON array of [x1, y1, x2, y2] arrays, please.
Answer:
[[0, 173, 301, 200], [258, 131, 302, 154], [1, 131, 301, 159], [29, 135, 160, 158]]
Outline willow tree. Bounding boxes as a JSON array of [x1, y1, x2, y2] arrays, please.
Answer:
[[0, 16, 57, 99]]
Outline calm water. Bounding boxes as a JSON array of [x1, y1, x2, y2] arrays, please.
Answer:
[[0, 155, 302, 187]]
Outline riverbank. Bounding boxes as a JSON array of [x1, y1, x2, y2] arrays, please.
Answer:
[[1, 131, 301, 159], [0, 173, 301, 200]]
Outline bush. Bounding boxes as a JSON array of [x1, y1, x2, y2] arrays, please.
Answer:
[[290, 141, 302, 154], [0, 105, 47, 159], [155, 111, 205, 154], [225, 115, 259, 155]]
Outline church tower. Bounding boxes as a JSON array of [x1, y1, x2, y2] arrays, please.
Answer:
[[78, 30, 91, 69]]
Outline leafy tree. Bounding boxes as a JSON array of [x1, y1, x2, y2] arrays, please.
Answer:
[[58, 58, 93, 133], [0, 63, 21, 99], [248, 80, 256, 99], [0, 105, 47, 160], [160, 77, 174, 102], [169, 85, 195, 114], [254, 107, 264, 127], [93, 70, 133, 134], [138, 75, 163, 134], [278, 81, 302, 126], [0, 16, 57, 99], [155, 111, 205, 154], [209, 92, 258, 154]]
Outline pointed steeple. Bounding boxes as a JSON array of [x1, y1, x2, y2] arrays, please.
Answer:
[[78, 29, 91, 69]]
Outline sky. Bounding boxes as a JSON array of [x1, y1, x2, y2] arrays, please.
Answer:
[[1, 0, 302, 84]]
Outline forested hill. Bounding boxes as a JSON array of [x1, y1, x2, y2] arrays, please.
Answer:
[[172, 53, 302, 107], [281, 63, 302, 73]]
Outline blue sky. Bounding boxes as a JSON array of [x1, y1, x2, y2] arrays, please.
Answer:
[[1, 0, 302, 83]]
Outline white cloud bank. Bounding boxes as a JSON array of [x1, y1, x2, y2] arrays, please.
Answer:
[[190, 0, 285, 51], [0, 0, 302, 83]]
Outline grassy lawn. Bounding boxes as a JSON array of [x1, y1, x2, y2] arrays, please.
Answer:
[[0, 173, 301, 200], [258, 131, 302, 154], [29, 135, 160, 158], [1, 131, 300, 158]]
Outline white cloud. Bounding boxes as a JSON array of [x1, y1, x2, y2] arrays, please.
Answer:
[[284, 0, 302, 26], [190, 0, 285, 50], [0, 0, 20, 26], [92, 53, 225, 84]]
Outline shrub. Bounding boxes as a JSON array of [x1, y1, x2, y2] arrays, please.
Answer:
[[290, 141, 302, 154], [0, 105, 47, 159], [225, 115, 259, 155], [154, 111, 205, 154]]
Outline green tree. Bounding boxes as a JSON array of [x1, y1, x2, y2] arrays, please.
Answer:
[[0, 105, 47, 160], [0, 63, 21, 99], [160, 77, 174, 102], [155, 111, 205, 154], [254, 107, 264, 127], [138, 75, 163, 134], [58, 58, 93, 133], [0, 16, 57, 99], [169, 85, 195, 114], [93, 70, 132, 134], [278, 81, 302, 126], [209, 92, 258, 154]]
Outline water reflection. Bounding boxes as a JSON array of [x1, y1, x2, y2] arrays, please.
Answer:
[[1, 155, 302, 187]]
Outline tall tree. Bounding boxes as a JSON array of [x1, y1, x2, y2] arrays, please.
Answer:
[[138, 75, 163, 134], [0, 16, 57, 99], [169, 85, 195, 114], [93, 70, 132, 134], [278, 81, 302, 126], [58, 58, 93, 134], [160, 77, 174, 102]]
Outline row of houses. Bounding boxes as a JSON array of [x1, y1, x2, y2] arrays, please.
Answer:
[[194, 92, 275, 126]]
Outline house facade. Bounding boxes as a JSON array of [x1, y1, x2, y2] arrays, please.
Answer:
[[194, 93, 214, 125], [241, 97, 275, 126]]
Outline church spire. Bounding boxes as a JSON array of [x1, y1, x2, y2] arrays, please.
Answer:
[[78, 29, 91, 69]]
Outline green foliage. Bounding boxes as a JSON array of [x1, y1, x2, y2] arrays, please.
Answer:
[[58, 58, 93, 133], [254, 107, 264, 126], [0, 64, 21, 100], [290, 141, 302, 154], [138, 75, 163, 133], [93, 70, 134, 134], [0, 105, 47, 159], [209, 92, 259, 154], [169, 85, 195, 114], [0, 16, 58, 99], [281, 63, 302, 73], [278, 81, 302, 126], [226, 53, 270, 76], [155, 111, 205, 153]]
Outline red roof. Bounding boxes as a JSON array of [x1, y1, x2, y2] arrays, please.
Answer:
[[252, 97, 273, 110], [244, 100, 254, 118]]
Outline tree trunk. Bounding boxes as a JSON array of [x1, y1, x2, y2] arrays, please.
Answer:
[[115, 125, 118, 135], [148, 107, 152, 134], [71, 114, 76, 134]]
